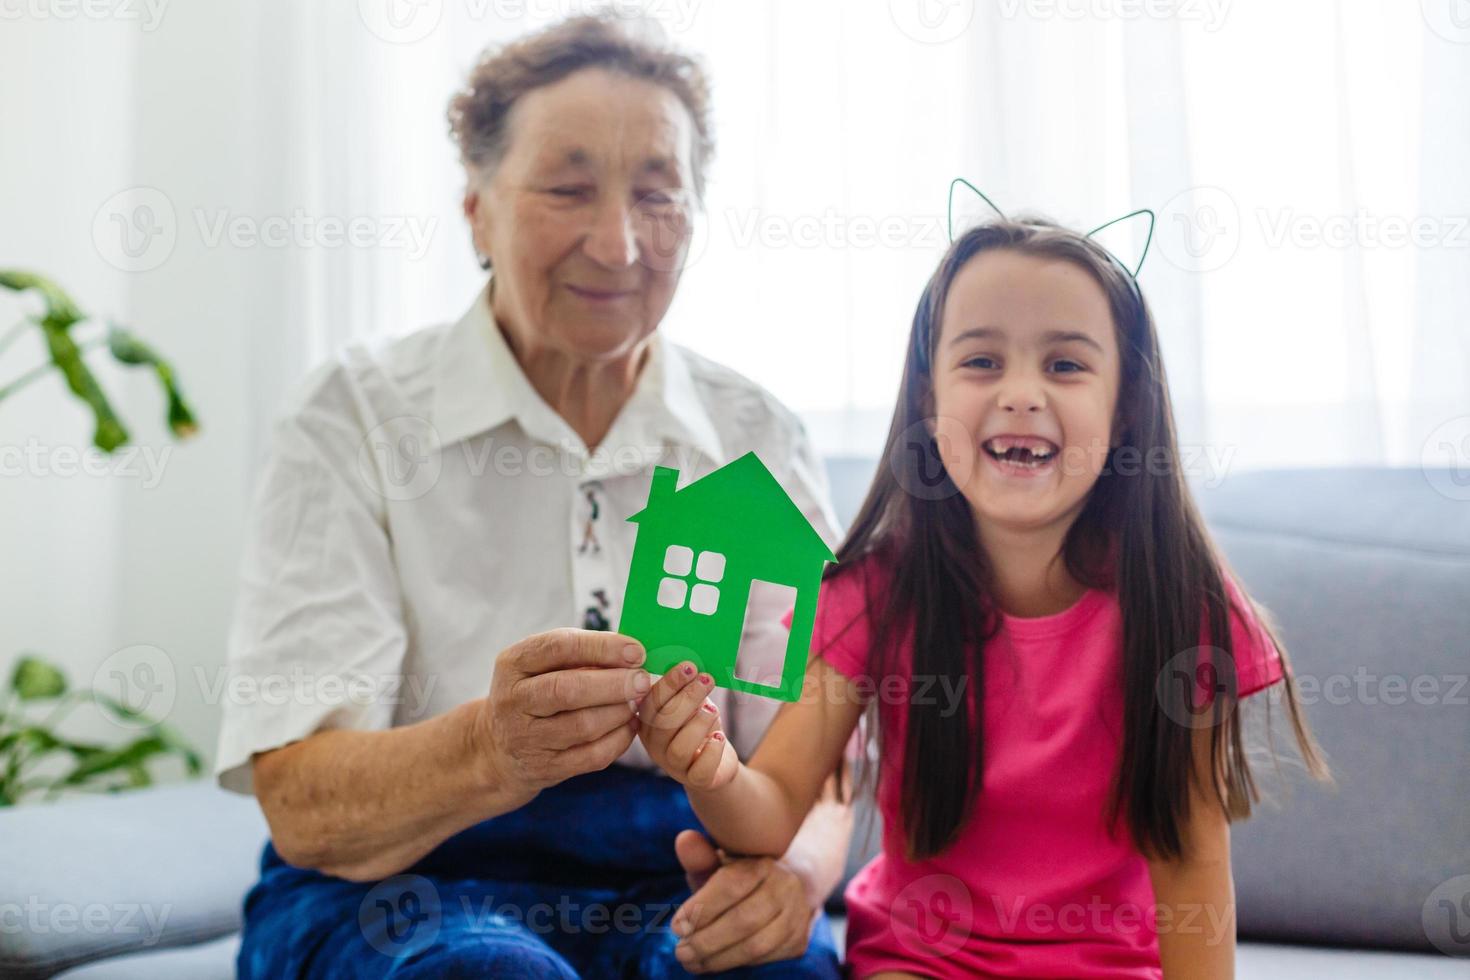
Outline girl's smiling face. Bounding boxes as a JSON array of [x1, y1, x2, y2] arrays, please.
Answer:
[[929, 248, 1122, 535]]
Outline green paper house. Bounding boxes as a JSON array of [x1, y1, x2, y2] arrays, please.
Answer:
[[618, 451, 836, 702]]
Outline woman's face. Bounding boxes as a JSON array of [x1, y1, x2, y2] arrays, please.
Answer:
[[466, 67, 697, 362], [929, 248, 1122, 537]]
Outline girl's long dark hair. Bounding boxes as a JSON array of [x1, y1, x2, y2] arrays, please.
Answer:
[[833, 217, 1330, 862]]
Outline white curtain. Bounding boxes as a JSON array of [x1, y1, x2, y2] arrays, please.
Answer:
[[247, 0, 1468, 472], [4, 0, 1466, 761]]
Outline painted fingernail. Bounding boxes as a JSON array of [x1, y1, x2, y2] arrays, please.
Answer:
[[701, 702, 716, 714], [698, 673, 713, 687], [710, 731, 725, 742], [683, 663, 697, 677], [633, 671, 651, 693], [624, 644, 645, 664]]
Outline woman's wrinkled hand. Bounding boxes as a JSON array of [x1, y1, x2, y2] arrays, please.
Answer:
[[473, 628, 650, 804]]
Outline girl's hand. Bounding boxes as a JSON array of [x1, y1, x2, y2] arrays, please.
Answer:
[[637, 661, 740, 790]]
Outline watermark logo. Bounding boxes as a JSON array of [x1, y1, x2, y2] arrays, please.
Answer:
[[358, 415, 444, 502], [889, 0, 975, 44], [1422, 415, 1470, 501], [1257, 209, 1470, 250], [91, 644, 178, 728], [0, 0, 170, 31], [724, 208, 946, 253], [359, 875, 442, 957], [1257, 667, 1468, 709], [192, 209, 436, 261], [358, 0, 701, 44], [1155, 646, 1237, 729], [1155, 185, 1240, 273], [0, 898, 172, 945], [995, 0, 1230, 31], [192, 665, 441, 716], [1421, 0, 1470, 44], [92, 188, 437, 271], [92, 187, 177, 273], [0, 439, 172, 488], [1422, 874, 1470, 956], [891, 416, 974, 502], [892, 874, 974, 958], [634, 190, 710, 275], [357, 0, 443, 43]]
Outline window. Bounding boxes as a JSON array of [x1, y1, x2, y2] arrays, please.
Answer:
[[657, 544, 726, 616]]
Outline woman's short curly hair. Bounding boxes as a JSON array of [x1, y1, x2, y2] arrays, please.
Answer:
[[447, 13, 715, 199]]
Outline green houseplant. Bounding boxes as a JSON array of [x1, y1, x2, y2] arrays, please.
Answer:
[[0, 270, 202, 806], [0, 656, 202, 806]]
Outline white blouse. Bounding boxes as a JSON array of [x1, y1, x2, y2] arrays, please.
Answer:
[[214, 283, 841, 794]]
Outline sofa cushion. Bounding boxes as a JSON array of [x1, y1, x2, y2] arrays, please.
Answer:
[[1235, 939, 1470, 978], [0, 781, 267, 979], [53, 934, 240, 980], [1196, 468, 1470, 954]]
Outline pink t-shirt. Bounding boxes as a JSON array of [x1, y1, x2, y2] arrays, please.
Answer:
[[807, 557, 1284, 979]]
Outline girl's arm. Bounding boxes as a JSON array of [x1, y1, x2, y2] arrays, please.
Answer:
[[638, 654, 865, 857], [1147, 723, 1237, 980]]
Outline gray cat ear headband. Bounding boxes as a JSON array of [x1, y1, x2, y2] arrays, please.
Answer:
[[947, 177, 1155, 280]]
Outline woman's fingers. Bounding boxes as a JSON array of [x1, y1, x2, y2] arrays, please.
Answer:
[[538, 700, 639, 750], [559, 712, 640, 775], [519, 665, 650, 717]]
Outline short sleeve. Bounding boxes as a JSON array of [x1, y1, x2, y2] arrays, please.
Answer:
[[777, 565, 873, 767], [213, 367, 409, 796], [1222, 575, 1285, 699], [780, 562, 875, 683]]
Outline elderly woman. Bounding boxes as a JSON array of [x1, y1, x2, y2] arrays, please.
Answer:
[[213, 14, 851, 979]]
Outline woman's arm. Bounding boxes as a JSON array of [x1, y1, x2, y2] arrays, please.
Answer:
[[1147, 724, 1237, 980], [253, 700, 525, 881], [639, 655, 865, 858], [254, 629, 648, 881]]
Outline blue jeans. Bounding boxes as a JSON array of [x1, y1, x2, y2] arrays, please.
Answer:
[[237, 764, 841, 978]]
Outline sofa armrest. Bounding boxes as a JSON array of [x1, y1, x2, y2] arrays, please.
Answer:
[[0, 780, 268, 980]]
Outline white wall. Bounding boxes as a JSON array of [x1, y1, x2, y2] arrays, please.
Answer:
[[1, 2, 487, 778], [1, 8, 261, 771], [2, 18, 135, 752]]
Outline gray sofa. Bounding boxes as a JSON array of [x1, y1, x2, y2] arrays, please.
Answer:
[[3, 465, 1466, 977]]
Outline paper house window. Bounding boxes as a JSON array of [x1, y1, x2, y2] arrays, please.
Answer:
[[658, 544, 726, 615]]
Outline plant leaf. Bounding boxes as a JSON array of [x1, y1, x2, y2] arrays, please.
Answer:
[[92, 697, 201, 774], [91, 690, 149, 724], [4, 726, 105, 758], [42, 320, 129, 451], [1, 270, 200, 451], [10, 656, 67, 700], [0, 270, 83, 329], [59, 734, 169, 784], [0, 270, 128, 451], [106, 323, 200, 439]]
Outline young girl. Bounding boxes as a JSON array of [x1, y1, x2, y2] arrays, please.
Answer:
[[636, 217, 1330, 978]]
